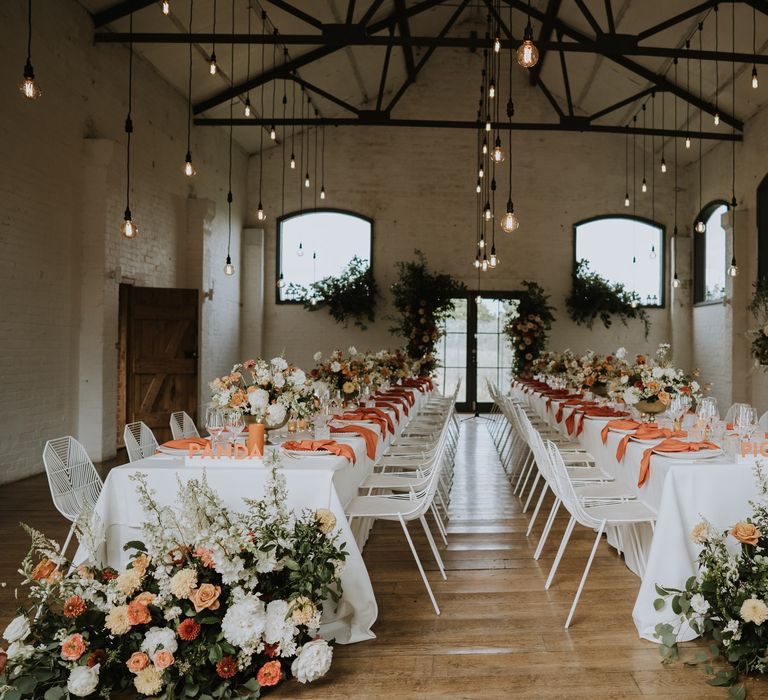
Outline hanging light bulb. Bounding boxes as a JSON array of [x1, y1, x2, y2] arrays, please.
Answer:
[[19, 60, 41, 100], [641, 177, 647, 193], [162, 1, 170, 15], [478, 164, 485, 179], [493, 35, 501, 53], [244, 98, 251, 117], [475, 293, 482, 303], [752, 66, 759, 89], [516, 22, 539, 68], [685, 136, 691, 149], [489, 81, 496, 99], [492, 138, 505, 164], [624, 193, 630, 208], [485, 118, 492, 132], [478, 236, 485, 249], [183, 151, 196, 177], [277, 273, 286, 288], [209, 53, 217, 75], [660, 158, 667, 173], [489, 246, 498, 267], [121, 209, 138, 239], [714, 112, 720, 126], [473, 256, 481, 269], [476, 180, 481, 194], [297, 242, 304, 257], [270, 125, 276, 140], [484, 202, 492, 221], [224, 255, 235, 276], [673, 273, 680, 288], [649, 245, 657, 260], [257, 202, 266, 221], [304, 172, 310, 188], [320, 186, 326, 200], [482, 138, 488, 155], [290, 153, 296, 169], [500, 201, 519, 233], [729, 257, 739, 277], [695, 219, 706, 233], [481, 257, 489, 272]]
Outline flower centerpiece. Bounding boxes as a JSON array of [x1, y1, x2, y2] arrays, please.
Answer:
[[209, 357, 316, 430], [311, 347, 369, 402], [0, 464, 346, 699], [653, 465, 768, 698]]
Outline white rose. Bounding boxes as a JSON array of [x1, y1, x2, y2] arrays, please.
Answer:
[[248, 387, 269, 410], [140, 627, 178, 657], [330, 361, 341, 373], [623, 388, 640, 405], [6, 642, 35, 660], [67, 664, 100, 697], [651, 367, 664, 379], [3, 615, 30, 643], [313, 351, 322, 362], [272, 372, 286, 389], [271, 357, 288, 371], [620, 375, 629, 384], [290, 639, 333, 683], [690, 593, 710, 615], [615, 347, 627, 359], [289, 369, 306, 386], [266, 403, 287, 426], [348, 346, 357, 356]]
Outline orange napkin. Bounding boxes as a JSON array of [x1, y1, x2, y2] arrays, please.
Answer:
[[638, 438, 720, 487], [601, 420, 641, 445], [384, 389, 416, 407], [378, 392, 412, 413], [556, 399, 596, 424], [161, 437, 210, 450], [615, 425, 688, 462], [331, 424, 379, 460], [375, 400, 401, 420], [358, 407, 396, 434], [281, 439, 357, 464], [574, 407, 629, 437], [337, 412, 390, 437]]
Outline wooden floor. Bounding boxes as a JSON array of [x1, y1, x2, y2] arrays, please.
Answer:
[[1, 421, 764, 698]]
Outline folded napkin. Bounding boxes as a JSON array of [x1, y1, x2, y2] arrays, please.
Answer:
[[377, 396, 409, 416], [615, 425, 687, 463], [384, 389, 416, 407], [337, 411, 391, 437], [545, 392, 581, 410], [281, 439, 356, 464], [331, 424, 378, 460], [638, 438, 720, 487], [556, 399, 596, 423], [358, 407, 396, 434], [374, 400, 401, 420], [161, 437, 210, 450], [573, 407, 630, 437], [600, 420, 642, 445], [375, 392, 410, 413]]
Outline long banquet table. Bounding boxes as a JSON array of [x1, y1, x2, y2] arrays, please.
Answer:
[[516, 382, 757, 642], [73, 389, 427, 645]]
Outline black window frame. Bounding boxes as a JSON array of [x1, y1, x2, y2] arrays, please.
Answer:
[[693, 200, 730, 306], [572, 214, 666, 309], [275, 208, 374, 305], [757, 174, 768, 285]]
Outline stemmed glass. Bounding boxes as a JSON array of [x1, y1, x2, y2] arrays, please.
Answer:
[[206, 407, 225, 445], [225, 409, 244, 445], [696, 397, 719, 440], [669, 394, 692, 431], [734, 404, 758, 444]]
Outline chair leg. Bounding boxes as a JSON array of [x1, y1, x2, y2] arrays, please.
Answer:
[[399, 515, 440, 615], [565, 521, 606, 628], [523, 471, 541, 513], [545, 515, 575, 590], [535, 498, 561, 560], [518, 463, 537, 502], [59, 522, 76, 562], [430, 503, 449, 545], [527, 482, 549, 537], [420, 515, 447, 580]]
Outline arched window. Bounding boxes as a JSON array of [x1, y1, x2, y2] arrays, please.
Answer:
[[573, 216, 664, 306], [757, 175, 768, 283], [693, 202, 728, 304], [276, 209, 373, 302]]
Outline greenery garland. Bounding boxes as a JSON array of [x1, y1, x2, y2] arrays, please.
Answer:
[[285, 256, 377, 329], [748, 279, 768, 368], [389, 250, 466, 375], [566, 259, 650, 337], [502, 281, 556, 377]]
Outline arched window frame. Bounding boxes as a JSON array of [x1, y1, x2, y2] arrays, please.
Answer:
[[693, 200, 729, 305], [275, 208, 374, 304], [572, 214, 666, 309]]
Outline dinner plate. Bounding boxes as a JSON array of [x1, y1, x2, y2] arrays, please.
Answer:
[[629, 437, 664, 445], [652, 447, 724, 460], [609, 428, 636, 435], [583, 414, 617, 421], [156, 446, 192, 456], [282, 449, 333, 457]]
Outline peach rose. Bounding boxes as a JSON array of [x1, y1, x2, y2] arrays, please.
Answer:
[[132, 553, 151, 576], [658, 390, 671, 406], [731, 521, 761, 546], [61, 633, 87, 661], [134, 591, 155, 607], [256, 660, 282, 687], [193, 547, 215, 568], [31, 558, 56, 581], [153, 650, 174, 671], [127, 651, 150, 673], [127, 600, 151, 626], [189, 583, 221, 612], [76, 564, 94, 580]]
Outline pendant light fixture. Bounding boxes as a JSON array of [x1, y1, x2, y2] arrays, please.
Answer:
[[517, 0, 538, 68], [660, 91, 666, 173], [19, 0, 41, 100], [223, 0, 235, 277], [121, 13, 138, 239], [162, 1, 170, 15], [320, 125, 327, 200], [298, 86, 305, 211], [304, 94, 311, 188], [269, 30, 277, 140], [641, 103, 647, 193], [256, 11, 267, 222], [289, 78, 297, 169], [624, 124, 630, 207], [752, 6, 759, 89], [489, 33, 499, 270], [695, 24, 706, 234], [313, 115, 319, 208], [685, 40, 691, 148], [650, 92, 657, 262], [182, 0, 196, 177], [728, 2, 738, 278], [501, 38, 518, 234], [672, 58, 680, 290], [244, 7, 252, 116], [713, 5, 720, 126], [277, 69, 288, 290], [209, 0, 217, 75]]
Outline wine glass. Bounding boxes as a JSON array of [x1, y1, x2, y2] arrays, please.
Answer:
[[225, 409, 244, 445], [696, 397, 719, 440], [206, 407, 225, 445], [734, 404, 758, 443]]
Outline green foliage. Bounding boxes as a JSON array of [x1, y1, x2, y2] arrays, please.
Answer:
[[566, 259, 650, 337], [286, 256, 377, 329], [747, 279, 768, 367], [389, 250, 467, 374], [502, 281, 556, 378]]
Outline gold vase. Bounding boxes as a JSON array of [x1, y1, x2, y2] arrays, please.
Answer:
[[634, 399, 667, 423]]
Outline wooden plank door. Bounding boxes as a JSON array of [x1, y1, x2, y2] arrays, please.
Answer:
[[124, 287, 199, 446]]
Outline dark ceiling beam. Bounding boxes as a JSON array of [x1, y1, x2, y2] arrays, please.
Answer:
[[536, 78, 565, 119], [589, 85, 658, 121], [194, 115, 742, 141], [741, 0, 768, 19], [92, 0, 155, 27], [288, 74, 360, 114], [261, 1, 323, 30], [368, 0, 448, 34], [528, 0, 562, 86], [500, 0, 742, 130], [603, 0, 615, 34], [358, 0, 387, 26], [573, 0, 603, 36], [376, 28, 395, 111], [637, 0, 718, 40], [556, 29, 574, 116], [393, 0, 417, 82], [346, 0, 357, 24], [482, 0, 513, 40]]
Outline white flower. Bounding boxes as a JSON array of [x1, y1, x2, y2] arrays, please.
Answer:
[[222, 593, 266, 649], [67, 664, 100, 697], [313, 351, 322, 362], [248, 388, 270, 411], [140, 627, 178, 657], [3, 615, 30, 643], [615, 347, 627, 360], [724, 619, 742, 642], [652, 366, 664, 379], [740, 598, 768, 625], [348, 346, 357, 356], [291, 639, 333, 683], [6, 642, 35, 660], [690, 593, 710, 615], [623, 387, 640, 405], [272, 372, 286, 389], [330, 361, 341, 373], [266, 403, 287, 426], [163, 606, 182, 621], [168, 569, 197, 598], [271, 357, 288, 371], [289, 369, 306, 386], [691, 381, 700, 393], [620, 375, 629, 384]]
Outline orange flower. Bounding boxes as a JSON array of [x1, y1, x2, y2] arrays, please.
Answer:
[[63, 595, 86, 618], [216, 655, 238, 679], [193, 547, 215, 568], [76, 565, 94, 580], [256, 660, 282, 687], [60, 633, 87, 661], [132, 553, 151, 576], [177, 618, 201, 641], [31, 559, 56, 581], [658, 391, 671, 405], [731, 521, 761, 546], [229, 390, 247, 408], [127, 651, 150, 673], [153, 650, 174, 670], [102, 568, 118, 581], [127, 599, 151, 626], [189, 583, 221, 612]]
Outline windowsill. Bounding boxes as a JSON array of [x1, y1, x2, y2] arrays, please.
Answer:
[[693, 299, 727, 308]]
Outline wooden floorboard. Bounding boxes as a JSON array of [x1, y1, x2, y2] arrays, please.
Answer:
[[2, 424, 766, 698]]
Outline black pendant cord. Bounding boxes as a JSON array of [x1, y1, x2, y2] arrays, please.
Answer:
[[714, 4, 719, 122], [313, 117, 318, 208], [258, 11, 265, 210], [305, 94, 312, 188], [271, 32, 277, 134], [281, 80, 287, 218], [507, 1, 513, 213], [245, 4, 251, 110], [673, 58, 679, 284], [125, 12, 134, 217], [211, 0, 217, 66], [698, 22, 703, 226], [632, 115, 637, 220], [660, 90, 665, 171], [651, 92, 656, 223], [686, 39, 691, 146], [753, 5, 758, 87], [321, 124, 326, 197], [299, 88, 304, 211], [624, 124, 629, 205], [25, 0, 33, 69], [290, 75, 296, 166], [641, 103, 646, 191], [731, 1, 738, 272], [225, 0, 234, 265], [186, 0, 194, 157]]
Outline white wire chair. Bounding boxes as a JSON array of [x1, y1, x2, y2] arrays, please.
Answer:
[[123, 421, 159, 462], [170, 411, 199, 440], [42, 437, 103, 558]]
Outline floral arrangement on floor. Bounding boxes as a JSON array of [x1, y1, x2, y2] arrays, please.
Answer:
[[565, 259, 650, 337], [209, 357, 316, 425], [285, 256, 378, 330], [0, 466, 347, 699], [389, 250, 466, 376], [747, 280, 768, 369], [652, 465, 768, 699], [502, 281, 556, 377]]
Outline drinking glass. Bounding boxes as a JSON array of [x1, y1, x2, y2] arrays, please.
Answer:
[[696, 397, 719, 439], [225, 409, 244, 445], [734, 404, 758, 442], [206, 407, 225, 444]]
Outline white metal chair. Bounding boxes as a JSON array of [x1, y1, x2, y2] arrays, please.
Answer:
[[123, 421, 159, 462], [170, 411, 199, 440], [42, 437, 103, 558]]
